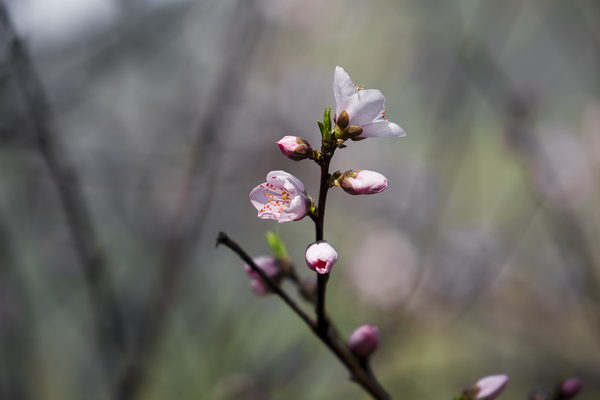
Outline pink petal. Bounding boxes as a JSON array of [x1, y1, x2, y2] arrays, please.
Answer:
[[266, 170, 306, 193], [344, 89, 387, 127], [333, 66, 356, 117], [360, 119, 406, 138]]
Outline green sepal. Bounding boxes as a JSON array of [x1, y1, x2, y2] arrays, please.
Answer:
[[317, 120, 325, 136], [265, 231, 287, 260]]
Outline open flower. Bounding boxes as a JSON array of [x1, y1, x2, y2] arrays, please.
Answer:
[[338, 170, 388, 195], [333, 66, 406, 139], [348, 324, 380, 357], [249, 171, 311, 223], [305, 241, 338, 274]]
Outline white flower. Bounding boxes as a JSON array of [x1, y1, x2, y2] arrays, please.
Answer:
[[333, 66, 406, 138]]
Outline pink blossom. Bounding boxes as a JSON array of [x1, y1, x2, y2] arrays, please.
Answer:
[[348, 324, 380, 357], [333, 66, 406, 138], [558, 377, 582, 399], [465, 374, 509, 400], [243, 255, 280, 279], [277, 136, 312, 161], [249, 278, 269, 296], [243, 256, 281, 297], [249, 171, 311, 223], [305, 241, 338, 274], [339, 170, 388, 195]]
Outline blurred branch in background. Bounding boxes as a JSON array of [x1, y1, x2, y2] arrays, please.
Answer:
[[118, 1, 266, 398], [0, 0, 127, 396]]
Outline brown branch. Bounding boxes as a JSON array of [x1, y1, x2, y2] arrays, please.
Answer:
[[216, 232, 391, 400]]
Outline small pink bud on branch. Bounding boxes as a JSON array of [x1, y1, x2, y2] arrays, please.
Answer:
[[305, 241, 338, 274], [348, 324, 380, 357], [557, 377, 582, 399], [463, 374, 509, 400], [338, 170, 388, 195], [277, 136, 313, 161]]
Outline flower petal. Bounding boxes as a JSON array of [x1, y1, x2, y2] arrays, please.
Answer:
[[333, 66, 356, 117], [344, 89, 387, 127], [360, 119, 406, 138], [266, 170, 306, 193]]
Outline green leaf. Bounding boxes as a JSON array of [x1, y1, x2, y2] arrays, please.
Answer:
[[317, 120, 325, 136], [265, 231, 287, 259]]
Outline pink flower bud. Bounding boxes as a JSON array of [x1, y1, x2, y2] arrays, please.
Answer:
[[558, 377, 582, 399], [243, 255, 280, 279], [249, 278, 269, 296], [464, 374, 509, 400], [348, 324, 380, 357], [277, 136, 312, 161], [243, 256, 281, 296], [305, 241, 338, 274], [338, 170, 388, 195]]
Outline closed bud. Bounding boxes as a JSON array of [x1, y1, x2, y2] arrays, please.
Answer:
[[348, 324, 380, 357], [277, 136, 312, 161], [557, 377, 582, 399], [305, 241, 338, 274], [338, 170, 388, 195], [336, 110, 350, 130], [243, 256, 281, 296], [463, 375, 509, 400], [345, 125, 364, 138]]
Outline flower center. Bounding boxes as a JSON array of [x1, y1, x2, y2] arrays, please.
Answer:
[[316, 260, 328, 272], [258, 180, 292, 214]]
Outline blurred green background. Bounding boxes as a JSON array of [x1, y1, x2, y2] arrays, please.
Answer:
[[2, 0, 600, 399]]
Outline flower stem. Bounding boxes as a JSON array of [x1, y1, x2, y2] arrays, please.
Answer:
[[217, 232, 391, 400], [315, 142, 335, 333]]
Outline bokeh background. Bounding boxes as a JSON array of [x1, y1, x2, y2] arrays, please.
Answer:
[[1, 0, 600, 399]]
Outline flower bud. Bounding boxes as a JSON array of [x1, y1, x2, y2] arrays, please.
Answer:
[[557, 377, 582, 399], [276, 136, 312, 161], [336, 110, 350, 130], [338, 170, 388, 195], [243, 256, 281, 296], [463, 374, 509, 400], [249, 278, 269, 296], [305, 241, 338, 274], [243, 255, 280, 279], [348, 324, 380, 357]]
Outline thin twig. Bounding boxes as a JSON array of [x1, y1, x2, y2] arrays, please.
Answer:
[[216, 232, 391, 400]]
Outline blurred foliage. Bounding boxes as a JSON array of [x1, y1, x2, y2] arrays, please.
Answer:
[[1, 0, 600, 399]]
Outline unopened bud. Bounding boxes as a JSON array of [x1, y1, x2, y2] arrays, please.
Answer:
[[305, 241, 338, 274], [336, 110, 349, 130], [243, 256, 281, 296], [338, 170, 388, 195], [276, 136, 312, 161], [557, 377, 582, 399], [348, 324, 380, 357], [463, 374, 509, 400], [345, 125, 364, 138]]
